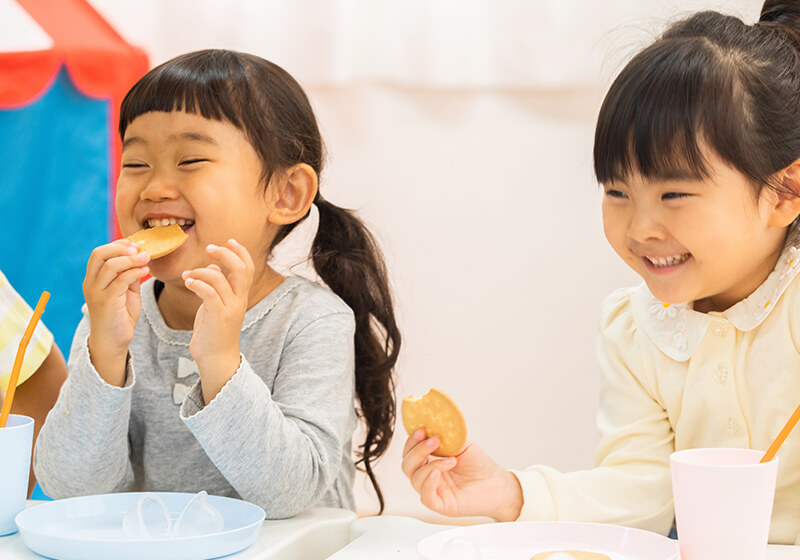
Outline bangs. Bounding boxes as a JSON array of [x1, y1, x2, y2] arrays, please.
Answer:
[[119, 50, 249, 138], [594, 38, 742, 185]]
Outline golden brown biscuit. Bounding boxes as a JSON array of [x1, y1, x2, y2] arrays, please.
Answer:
[[402, 388, 466, 457], [530, 550, 611, 560], [127, 224, 188, 259]]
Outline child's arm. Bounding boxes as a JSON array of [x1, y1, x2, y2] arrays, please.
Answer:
[[9, 344, 66, 496], [509, 290, 675, 533], [33, 239, 148, 498], [180, 310, 357, 517], [33, 313, 137, 498], [402, 288, 676, 534]]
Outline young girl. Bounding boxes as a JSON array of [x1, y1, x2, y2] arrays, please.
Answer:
[[403, 0, 800, 544], [34, 49, 400, 517]]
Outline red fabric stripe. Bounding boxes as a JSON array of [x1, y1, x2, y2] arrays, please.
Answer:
[[0, 51, 60, 108]]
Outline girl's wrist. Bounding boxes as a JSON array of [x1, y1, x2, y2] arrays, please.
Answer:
[[87, 335, 129, 387], [196, 351, 242, 404], [492, 470, 524, 522]]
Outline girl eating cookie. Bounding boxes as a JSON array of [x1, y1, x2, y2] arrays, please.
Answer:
[[34, 49, 400, 517], [403, 0, 800, 543]]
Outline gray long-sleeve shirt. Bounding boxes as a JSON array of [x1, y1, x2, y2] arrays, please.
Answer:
[[34, 276, 358, 518]]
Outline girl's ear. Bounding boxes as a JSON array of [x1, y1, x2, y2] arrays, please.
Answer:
[[267, 163, 319, 225], [767, 159, 800, 228]]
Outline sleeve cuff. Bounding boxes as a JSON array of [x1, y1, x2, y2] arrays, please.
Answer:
[[82, 336, 135, 391], [509, 468, 557, 521], [180, 354, 258, 420]]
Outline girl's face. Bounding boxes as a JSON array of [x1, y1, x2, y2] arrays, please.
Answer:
[[602, 149, 788, 312], [117, 110, 273, 286]]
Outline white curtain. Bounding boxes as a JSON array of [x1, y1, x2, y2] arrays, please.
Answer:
[[93, 0, 759, 89]]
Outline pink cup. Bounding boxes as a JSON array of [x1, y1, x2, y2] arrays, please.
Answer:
[[671, 448, 778, 560]]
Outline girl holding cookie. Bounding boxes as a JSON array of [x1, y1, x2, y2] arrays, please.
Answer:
[[34, 50, 400, 517], [403, 0, 800, 543]]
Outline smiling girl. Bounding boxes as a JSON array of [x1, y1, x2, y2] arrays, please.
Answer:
[[34, 50, 400, 517], [402, 0, 800, 543]]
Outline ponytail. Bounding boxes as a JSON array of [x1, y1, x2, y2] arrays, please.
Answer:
[[761, 1, 800, 27], [760, 1, 800, 51], [312, 197, 400, 514]]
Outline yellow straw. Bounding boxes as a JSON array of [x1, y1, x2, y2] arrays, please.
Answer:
[[0, 291, 49, 428], [761, 402, 800, 463]]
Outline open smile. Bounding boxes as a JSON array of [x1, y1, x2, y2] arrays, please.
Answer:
[[642, 253, 690, 272]]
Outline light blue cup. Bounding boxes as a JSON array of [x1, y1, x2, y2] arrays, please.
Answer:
[[0, 414, 33, 535]]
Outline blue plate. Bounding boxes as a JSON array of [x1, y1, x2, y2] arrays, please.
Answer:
[[15, 492, 266, 560]]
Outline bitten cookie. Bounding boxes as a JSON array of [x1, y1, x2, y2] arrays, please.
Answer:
[[530, 550, 611, 560], [128, 224, 188, 259], [402, 388, 466, 457]]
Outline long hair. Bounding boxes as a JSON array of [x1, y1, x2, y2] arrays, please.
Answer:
[[119, 49, 401, 512], [594, 1, 800, 197]]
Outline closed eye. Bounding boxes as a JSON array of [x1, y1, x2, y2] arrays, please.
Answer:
[[179, 158, 209, 166], [662, 192, 692, 200], [122, 163, 147, 169]]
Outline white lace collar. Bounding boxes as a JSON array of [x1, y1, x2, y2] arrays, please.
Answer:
[[632, 245, 800, 361]]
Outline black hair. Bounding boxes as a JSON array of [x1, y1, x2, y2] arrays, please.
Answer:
[[594, 1, 800, 197], [119, 49, 401, 513]]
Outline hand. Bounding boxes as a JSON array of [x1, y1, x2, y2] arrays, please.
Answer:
[[182, 239, 254, 403], [84, 239, 151, 386], [401, 429, 524, 521]]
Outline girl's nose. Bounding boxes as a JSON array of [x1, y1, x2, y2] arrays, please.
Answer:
[[140, 173, 179, 201], [627, 208, 666, 243]]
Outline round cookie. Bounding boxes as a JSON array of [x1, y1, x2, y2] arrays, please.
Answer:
[[402, 388, 466, 457], [128, 224, 188, 259], [530, 551, 611, 560]]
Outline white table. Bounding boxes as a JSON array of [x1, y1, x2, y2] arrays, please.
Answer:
[[0, 503, 355, 560], [326, 516, 800, 559]]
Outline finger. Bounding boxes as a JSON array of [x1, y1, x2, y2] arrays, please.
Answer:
[[402, 429, 427, 457], [183, 277, 223, 306], [182, 267, 233, 305], [419, 466, 458, 515], [127, 272, 143, 296], [224, 239, 256, 293], [401, 435, 440, 479], [207, 241, 253, 297], [93, 252, 150, 291], [419, 469, 447, 512], [105, 266, 150, 295], [409, 456, 456, 495], [226, 238, 255, 272], [86, 240, 141, 281]]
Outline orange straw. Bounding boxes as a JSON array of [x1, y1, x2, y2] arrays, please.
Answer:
[[761, 402, 800, 463], [0, 291, 50, 428]]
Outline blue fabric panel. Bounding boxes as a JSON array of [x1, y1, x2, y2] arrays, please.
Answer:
[[0, 68, 110, 354]]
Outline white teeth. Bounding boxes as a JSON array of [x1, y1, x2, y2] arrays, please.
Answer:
[[646, 254, 687, 268], [145, 217, 193, 228]]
